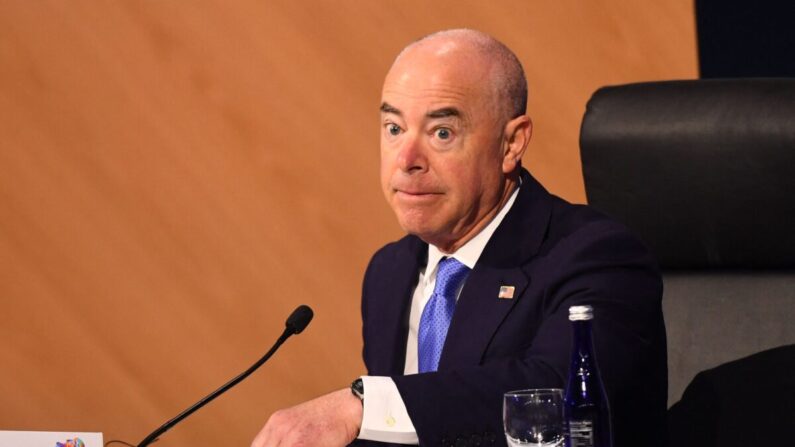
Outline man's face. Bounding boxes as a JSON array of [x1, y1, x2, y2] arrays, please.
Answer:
[[380, 42, 510, 252]]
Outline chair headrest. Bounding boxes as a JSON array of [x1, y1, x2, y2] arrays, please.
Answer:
[[580, 79, 795, 268]]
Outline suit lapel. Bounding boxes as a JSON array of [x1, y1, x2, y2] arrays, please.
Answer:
[[439, 170, 554, 369], [371, 236, 426, 376], [439, 265, 529, 368]]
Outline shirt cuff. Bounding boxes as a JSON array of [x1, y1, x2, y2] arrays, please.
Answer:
[[357, 376, 418, 445]]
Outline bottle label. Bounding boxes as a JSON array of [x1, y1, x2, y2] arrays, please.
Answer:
[[568, 420, 594, 447]]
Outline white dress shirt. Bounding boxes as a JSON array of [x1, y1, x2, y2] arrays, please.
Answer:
[[358, 185, 520, 444]]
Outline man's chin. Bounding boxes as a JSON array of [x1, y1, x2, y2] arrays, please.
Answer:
[[399, 222, 453, 250], [398, 219, 439, 241], [392, 207, 456, 243]]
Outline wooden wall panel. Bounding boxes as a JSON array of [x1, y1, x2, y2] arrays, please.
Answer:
[[0, 1, 696, 445]]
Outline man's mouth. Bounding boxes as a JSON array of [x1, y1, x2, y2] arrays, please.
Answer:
[[394, 189, 442, 200]]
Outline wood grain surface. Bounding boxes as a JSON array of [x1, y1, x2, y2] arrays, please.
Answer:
[[0, 1, 696, 445]]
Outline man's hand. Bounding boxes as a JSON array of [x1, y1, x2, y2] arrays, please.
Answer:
[[251, 388, 363, 447]]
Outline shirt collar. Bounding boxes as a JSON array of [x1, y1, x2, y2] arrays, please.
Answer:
[[425, 183, 521, 277]]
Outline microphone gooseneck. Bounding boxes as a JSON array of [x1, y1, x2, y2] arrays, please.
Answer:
[[136, 305, 314, 447]]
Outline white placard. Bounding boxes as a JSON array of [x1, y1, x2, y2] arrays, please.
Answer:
[[0, 431, 103, 447]]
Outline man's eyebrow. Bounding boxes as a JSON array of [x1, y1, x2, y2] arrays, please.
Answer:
[[380, 102, 401, 115], [426, 107, 461, 119]]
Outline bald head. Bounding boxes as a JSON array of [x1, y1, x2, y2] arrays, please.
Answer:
[[379, 29, 533, 252], [391, 29, 528, 121]]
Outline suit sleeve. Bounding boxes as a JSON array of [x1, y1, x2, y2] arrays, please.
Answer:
[[380, 222, 666, 447]]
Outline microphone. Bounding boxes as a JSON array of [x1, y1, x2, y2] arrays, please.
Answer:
[[285, 304, 313, 335], [136, 305, 314, 447]]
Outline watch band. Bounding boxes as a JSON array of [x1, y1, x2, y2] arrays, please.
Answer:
[[351, 377, 364, 402]]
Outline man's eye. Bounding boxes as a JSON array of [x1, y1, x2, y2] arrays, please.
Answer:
[[386, 124, 402, 136], [435, 128, 452, 140]]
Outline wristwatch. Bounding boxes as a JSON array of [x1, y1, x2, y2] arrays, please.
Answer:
[[350, 378, 364, 402]]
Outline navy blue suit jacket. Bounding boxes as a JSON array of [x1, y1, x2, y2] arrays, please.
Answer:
[[357, 170, 667, 447]]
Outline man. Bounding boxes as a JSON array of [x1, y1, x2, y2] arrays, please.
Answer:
[[252, 29, 667, 447]]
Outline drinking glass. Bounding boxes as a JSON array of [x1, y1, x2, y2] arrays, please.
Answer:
[[503, 388, 565, 447]]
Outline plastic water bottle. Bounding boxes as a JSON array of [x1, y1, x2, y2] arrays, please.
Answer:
[[564, 305, 612, 447]]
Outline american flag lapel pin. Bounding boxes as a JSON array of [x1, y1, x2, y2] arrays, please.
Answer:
[[498, 285, 515, 299]]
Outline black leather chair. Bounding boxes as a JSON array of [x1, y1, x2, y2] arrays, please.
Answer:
[[579, 79, 795, 447]]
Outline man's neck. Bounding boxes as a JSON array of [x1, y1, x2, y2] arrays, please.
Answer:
[[435, 176, 520, 254], [424, 176, 521, 275]]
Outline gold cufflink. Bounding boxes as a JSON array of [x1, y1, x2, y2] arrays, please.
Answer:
[[498, 285, 515, 299]]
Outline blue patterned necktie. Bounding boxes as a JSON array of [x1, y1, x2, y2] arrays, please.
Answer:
[[418, 257, 471, 373]]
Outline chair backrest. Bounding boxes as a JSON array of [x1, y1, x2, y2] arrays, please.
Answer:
[[579, 79, 795, 406]]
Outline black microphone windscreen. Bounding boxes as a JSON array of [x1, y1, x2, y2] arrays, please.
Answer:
[[285, 305, 313, 334]]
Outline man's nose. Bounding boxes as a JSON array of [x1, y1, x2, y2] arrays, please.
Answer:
[[396, 134, 427, 174]]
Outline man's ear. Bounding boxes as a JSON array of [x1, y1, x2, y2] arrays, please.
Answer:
[[502, 115, 532, 174]]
